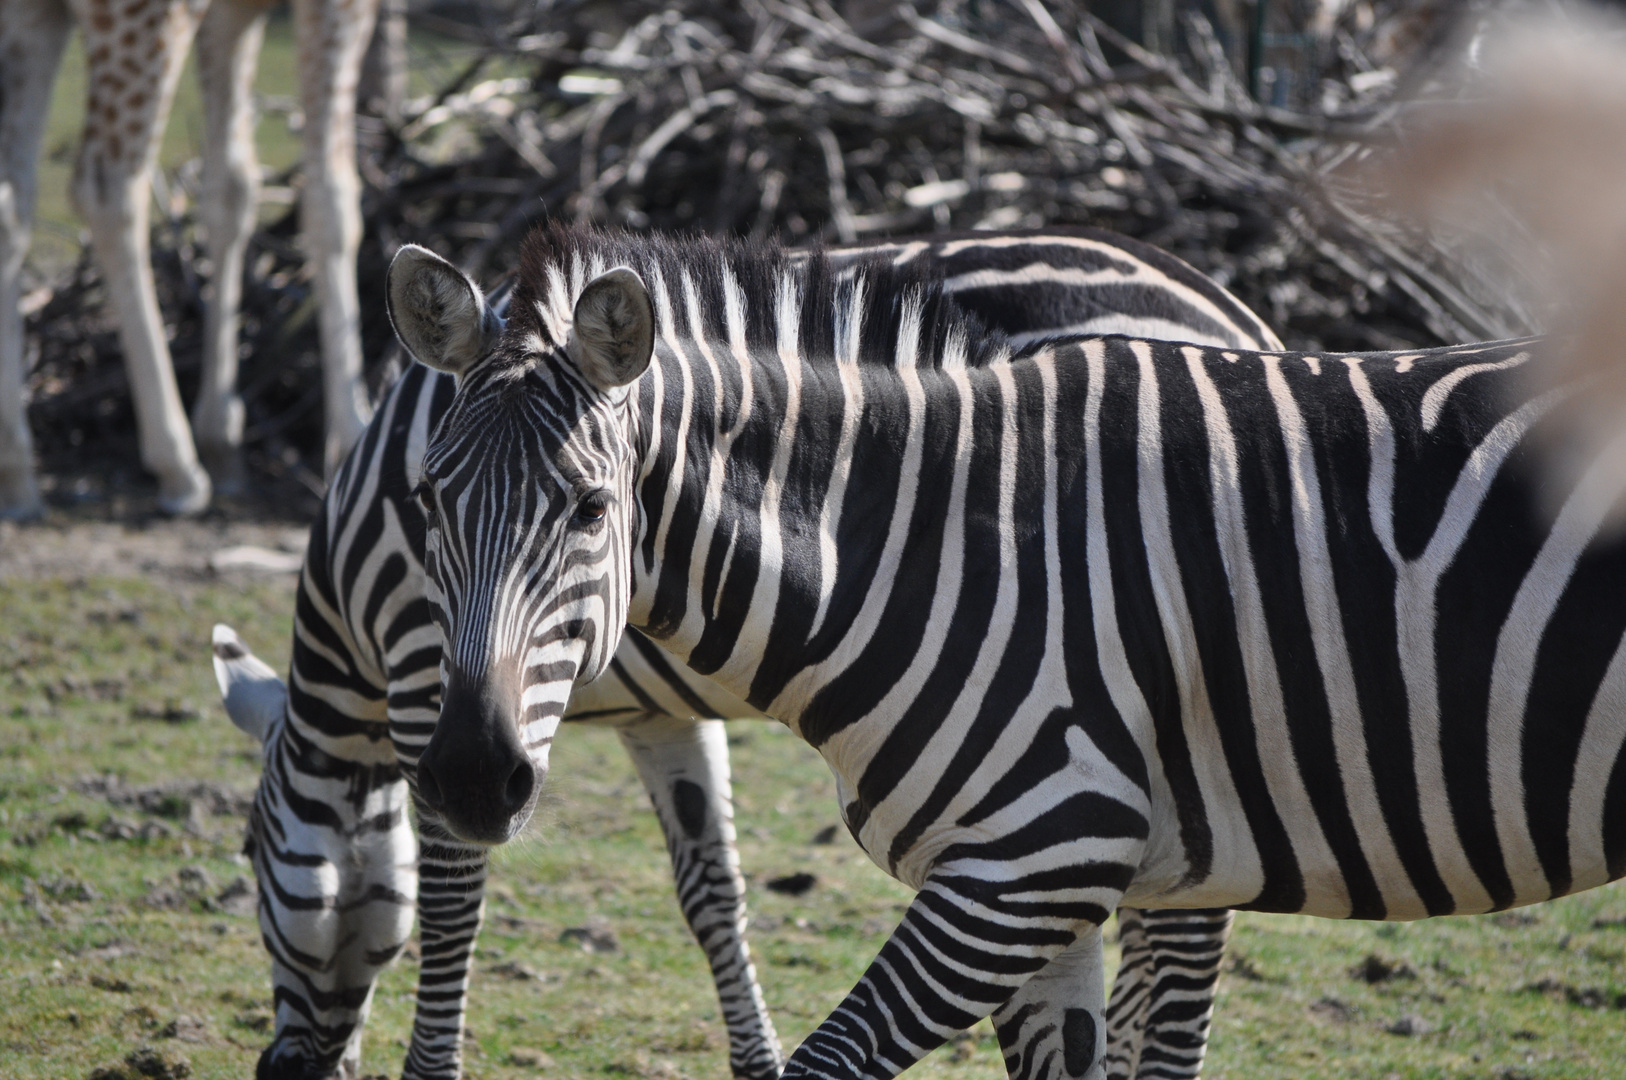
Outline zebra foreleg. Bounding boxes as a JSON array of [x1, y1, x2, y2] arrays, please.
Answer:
[[993, 928, 1107, 1080], [615, 715, 784, 1080], [249, 721, 417, 1080], [779, 870, 1119, 1080], [400, 812, 488, 1080]]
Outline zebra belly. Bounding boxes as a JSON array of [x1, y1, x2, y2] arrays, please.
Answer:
[[1123, 657, 1626, 922]]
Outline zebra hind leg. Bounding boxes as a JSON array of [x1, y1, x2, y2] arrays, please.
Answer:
[[1133, 909, 1233, 1080], [616, 715, 785, 1080], [213, 625, 417, 1079], [1100, 908, 1152, 1080], [249, 721, 417, 1079]]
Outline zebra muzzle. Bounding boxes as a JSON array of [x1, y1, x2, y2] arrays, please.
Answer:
[[417, 663, 538, 844]]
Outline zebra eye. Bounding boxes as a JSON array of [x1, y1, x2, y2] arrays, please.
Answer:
[[415, 483, 436, 518], [576, 491, 610, 523]]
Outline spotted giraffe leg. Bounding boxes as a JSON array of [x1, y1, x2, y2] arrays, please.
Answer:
[[0, 0, 68, 519], [193, 0, 274, 491], [1101, 909, 1152, 1080], [68, 0, 211, 514], [616, 715, 785, 1080], [1131, 909, 1232, 1080], [292, 0, 378, 475]]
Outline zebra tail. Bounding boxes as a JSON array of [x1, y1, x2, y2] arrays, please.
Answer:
[[211, 623, 286, 746]]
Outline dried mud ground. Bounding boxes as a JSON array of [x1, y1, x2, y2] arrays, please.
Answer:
[[4, 512, 1626, 1079]]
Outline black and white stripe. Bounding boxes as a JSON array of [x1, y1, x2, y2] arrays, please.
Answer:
[[217, 227, 1275, 1080], [401, 223, 1626, 1080]]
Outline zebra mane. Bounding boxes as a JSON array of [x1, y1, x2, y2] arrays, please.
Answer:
[[503, 223, 1012, 375]]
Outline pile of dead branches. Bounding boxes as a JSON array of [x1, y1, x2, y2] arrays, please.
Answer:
[[23, 0, 1531, 499]]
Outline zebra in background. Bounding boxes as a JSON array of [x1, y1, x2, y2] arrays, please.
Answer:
[[213, 227, 1278, 1080], [387, 221, 1626, 1080]]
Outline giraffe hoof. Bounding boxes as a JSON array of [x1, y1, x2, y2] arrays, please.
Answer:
[[199, 443, 250, 498], [156, 462, 212, 517], [0, 469, 44, 521]]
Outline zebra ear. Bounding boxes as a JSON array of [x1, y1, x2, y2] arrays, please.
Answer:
[[569, 267, 655, 390], [387, 244, 503, 376]]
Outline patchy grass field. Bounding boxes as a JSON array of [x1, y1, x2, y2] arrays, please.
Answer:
[[5, 567, 1626, 1079]]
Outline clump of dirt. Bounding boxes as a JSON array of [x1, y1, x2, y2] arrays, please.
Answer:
[[1350, 952, 1416, 984], [86, 1045, 192, 1080]]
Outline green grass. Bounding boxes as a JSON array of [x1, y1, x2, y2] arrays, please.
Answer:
[[5, 573, 1626, 1078]]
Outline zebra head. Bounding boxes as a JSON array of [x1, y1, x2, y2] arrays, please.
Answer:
[[387, 243, 654, 844]]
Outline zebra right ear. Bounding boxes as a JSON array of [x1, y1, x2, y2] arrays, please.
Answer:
[[569, 267, 655, 390], [387, 244, 503, 376]]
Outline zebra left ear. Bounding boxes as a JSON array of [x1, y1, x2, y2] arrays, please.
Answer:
[[569, 267, 654, 390], [387, 244, 504, 376]]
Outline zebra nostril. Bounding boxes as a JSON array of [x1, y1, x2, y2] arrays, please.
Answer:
[[502, 760, 535, 814], [417, 759, 446, 810]]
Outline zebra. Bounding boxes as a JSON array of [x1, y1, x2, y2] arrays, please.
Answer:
[[213, 226, 1278, 1080], [385, 220, 1626, 1080]]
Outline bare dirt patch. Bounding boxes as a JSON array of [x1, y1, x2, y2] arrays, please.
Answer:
[[0, 507, 309, 585]]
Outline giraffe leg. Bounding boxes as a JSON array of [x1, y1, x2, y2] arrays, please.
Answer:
[[617, 715, 785, 1080], [193, 0, 273, 492], [250, 719, 416, 1080], [1100, 908, 1151, 1080], [293, 0, 379, 476], [0, 0, 70, 519], [69, 0, 210, 514]]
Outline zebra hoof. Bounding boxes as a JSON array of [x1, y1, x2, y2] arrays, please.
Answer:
[[256, 1047, 355, 1080]]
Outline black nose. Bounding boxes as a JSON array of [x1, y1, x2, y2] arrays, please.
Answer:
[[418, 663, 539, 843], [415, 756, 446, 811], [503, 757, 535, 813]]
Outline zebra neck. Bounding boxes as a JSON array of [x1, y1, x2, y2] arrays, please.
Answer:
[[626, 339, 1043, 725]]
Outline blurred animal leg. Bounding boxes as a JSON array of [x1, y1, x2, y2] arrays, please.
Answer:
[[193, 0, 273, 491], [293, 0, 378, 475], [1135, 909, 1232, 1080], [69, 0, 210, 514], [0, 0, 70, 519]]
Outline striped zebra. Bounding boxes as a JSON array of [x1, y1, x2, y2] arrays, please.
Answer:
[[387, 221, 1626, 1080], [213, 227, 1278, 1080]]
